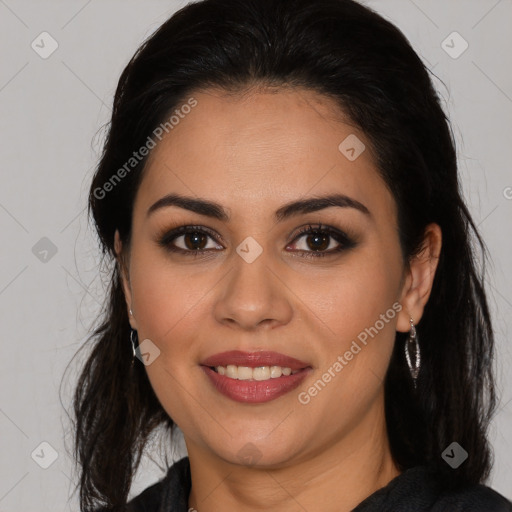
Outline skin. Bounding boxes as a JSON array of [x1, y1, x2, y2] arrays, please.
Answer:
[[114, 86, 442, 512]]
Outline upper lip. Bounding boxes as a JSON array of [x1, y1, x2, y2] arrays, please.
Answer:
[[201, 350, 311, 371]]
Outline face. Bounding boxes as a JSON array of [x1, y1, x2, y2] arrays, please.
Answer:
[[116, 86, 435, 468]]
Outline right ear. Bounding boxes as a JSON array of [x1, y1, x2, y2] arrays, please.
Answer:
[[114, 229, 137, 330]]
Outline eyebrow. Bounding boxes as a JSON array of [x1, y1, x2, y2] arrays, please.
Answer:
[[147, 193, 371, 222]]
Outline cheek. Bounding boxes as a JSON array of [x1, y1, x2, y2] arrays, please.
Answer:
[[128, 251, 214, 431], [129, 242, 208, 344], [296, 247, 402, 395], [298, 249, 401, 340]]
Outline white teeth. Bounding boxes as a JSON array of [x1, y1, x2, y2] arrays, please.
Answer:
[[270, 366, 282, 378], [253, 366, 270, 381], [226, 364, 238, 379], [237, 366, 253, 380], [213, 365, 299, 380]]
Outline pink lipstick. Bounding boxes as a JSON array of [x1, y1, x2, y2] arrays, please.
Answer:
[[201, 350, 312, 403]]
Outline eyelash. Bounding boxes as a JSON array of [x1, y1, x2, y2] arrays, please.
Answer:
[[157, 223, 356, 259]]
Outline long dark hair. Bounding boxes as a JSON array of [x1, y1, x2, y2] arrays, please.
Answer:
[[65, 0, 498, 509]]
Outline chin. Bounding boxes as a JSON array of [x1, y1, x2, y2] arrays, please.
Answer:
[[209, 436, 301, 469]]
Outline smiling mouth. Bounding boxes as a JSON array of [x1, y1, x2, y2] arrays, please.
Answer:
[[200, 350, 312, 403], [201, 364, 312, 403]]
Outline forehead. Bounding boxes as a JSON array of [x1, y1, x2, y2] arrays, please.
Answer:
[[136, 87, 396, 225]]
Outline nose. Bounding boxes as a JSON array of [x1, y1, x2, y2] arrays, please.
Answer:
[[212, 247, 294, 331]]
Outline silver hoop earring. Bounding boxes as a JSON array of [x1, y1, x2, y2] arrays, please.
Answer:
[[405, 317, 421, 389], [130, 328, 138, 364]]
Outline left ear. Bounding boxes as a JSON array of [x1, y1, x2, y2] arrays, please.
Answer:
[[114, 229, 138, 331], [396, 223, 442, 333]]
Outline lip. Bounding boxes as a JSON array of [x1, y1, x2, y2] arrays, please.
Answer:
[[201, 350, 310, 371], [201, 366, 312, 403], [200, 350, 312, 403]]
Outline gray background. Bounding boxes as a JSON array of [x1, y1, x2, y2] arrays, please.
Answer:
[[0, 0, 511, 510]]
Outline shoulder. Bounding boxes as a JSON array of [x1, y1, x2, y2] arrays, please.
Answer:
[[126, 457, 191, 512], [126, 478, 164, 512], [432, 484, 512, 512], [405, 465, 512, 511], [354, 465, 511, 512]]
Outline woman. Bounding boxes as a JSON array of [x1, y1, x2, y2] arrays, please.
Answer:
[[69, 0, 512, 510]]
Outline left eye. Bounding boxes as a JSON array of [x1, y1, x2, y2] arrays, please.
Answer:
[[292, 231, 339, 251], [158, 226, 223, 253], [286, 224, 355, 258]]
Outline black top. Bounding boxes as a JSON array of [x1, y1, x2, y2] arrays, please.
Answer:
[[126, 456, 512, 511]]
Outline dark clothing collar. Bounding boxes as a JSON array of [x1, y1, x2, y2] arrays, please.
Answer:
[[126, 456, 512, 511]]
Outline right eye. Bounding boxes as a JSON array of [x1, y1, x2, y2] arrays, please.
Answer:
[[158, 225, 224, 256]]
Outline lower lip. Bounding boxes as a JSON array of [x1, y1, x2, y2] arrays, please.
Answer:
[[201, 366, 311, 403]]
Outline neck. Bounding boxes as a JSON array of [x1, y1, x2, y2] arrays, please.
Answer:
[[186, 397, 400, 512]]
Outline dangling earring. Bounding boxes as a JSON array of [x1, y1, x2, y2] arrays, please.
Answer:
[[130, 328, 138, 365], [405, 317, 421, 389]]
